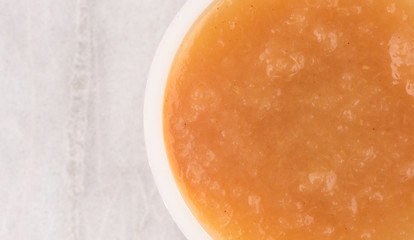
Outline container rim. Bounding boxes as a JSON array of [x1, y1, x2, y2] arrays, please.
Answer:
[[143, 1, 214, 239]]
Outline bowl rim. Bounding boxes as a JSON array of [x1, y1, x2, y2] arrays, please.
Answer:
[[143, 1, 214, 239]]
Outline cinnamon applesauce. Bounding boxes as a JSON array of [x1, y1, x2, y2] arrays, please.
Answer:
[[163, 0, 414, 239]]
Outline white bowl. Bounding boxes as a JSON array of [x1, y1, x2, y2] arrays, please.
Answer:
[[143, 1, 214, 239]]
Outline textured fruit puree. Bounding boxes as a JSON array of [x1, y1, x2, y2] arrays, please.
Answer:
[[163, 0, 414, 239]]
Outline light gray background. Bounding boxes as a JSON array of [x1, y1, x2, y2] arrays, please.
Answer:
[[0, 0, 187, 239]]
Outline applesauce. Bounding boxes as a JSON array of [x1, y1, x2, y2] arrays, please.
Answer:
[[163, 0, 414, 239]]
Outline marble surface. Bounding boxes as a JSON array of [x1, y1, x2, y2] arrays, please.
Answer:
[[0, 0, 187, 239]]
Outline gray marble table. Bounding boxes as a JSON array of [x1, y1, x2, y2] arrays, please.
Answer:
[[0, 0, 187, 239]]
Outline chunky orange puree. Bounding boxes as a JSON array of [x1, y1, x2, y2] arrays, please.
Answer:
[[163, 0, 414, 239]]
